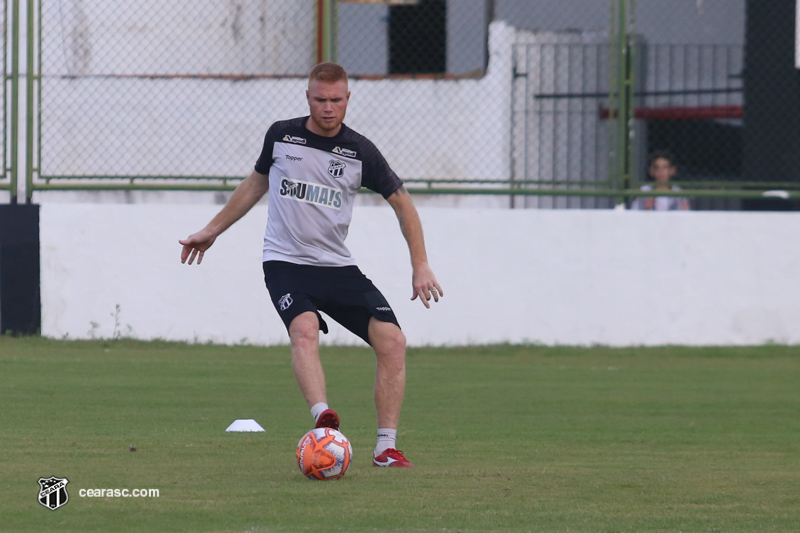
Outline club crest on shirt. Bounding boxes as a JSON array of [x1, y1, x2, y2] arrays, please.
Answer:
[[328, 159, 346, 179]]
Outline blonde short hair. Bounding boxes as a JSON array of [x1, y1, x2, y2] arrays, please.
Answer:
[[309, 63, 348, 86]]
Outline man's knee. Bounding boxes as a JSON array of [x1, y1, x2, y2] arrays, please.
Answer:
[[289, 312, 320, 347], [385, 327, 406, 355], [370, 319, 406, 356]]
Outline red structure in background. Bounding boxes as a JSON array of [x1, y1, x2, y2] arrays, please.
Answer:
[[600, 105, 743, 120]]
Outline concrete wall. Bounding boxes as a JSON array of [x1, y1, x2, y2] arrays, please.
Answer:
[[40, 203, 800, 347], [47, 0, 315, 76]]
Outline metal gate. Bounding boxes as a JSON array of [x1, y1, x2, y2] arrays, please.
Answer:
[[508, 0, 636, 210], [511, 36, 616, 209]]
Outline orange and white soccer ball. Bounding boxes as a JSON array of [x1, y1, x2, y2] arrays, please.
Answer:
[[296, 427, 353, 480]]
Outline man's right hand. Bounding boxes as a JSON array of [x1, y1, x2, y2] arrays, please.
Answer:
[[179, 228, 217, 265]]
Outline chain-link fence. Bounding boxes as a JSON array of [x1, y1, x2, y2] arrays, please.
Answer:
[[34, 0, 500, 192], [39, 0, 317, 184], [18, 0, 800, 208], [634, 0, 800, 210]]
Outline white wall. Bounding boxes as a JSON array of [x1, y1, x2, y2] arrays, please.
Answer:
[[47, 0, 315, 76], [40, 203, 800, 347]]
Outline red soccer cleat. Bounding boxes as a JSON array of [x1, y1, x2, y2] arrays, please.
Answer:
[[372, 448, 414, 468], [314, 408, 340, 431]]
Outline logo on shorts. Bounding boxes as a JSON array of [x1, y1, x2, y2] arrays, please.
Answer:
[[38, 476, 69, 511], [328, 159, 346, 179], [279, 293, 293, 311]]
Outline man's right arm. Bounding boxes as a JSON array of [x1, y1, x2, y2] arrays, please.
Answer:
[[179, 170, 269, 265]]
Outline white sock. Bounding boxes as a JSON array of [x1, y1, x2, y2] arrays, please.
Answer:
[[375, 428, 397, 456], [310, 402, 329, 423]]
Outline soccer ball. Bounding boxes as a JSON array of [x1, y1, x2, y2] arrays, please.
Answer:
[[296, 427, 353, 480]]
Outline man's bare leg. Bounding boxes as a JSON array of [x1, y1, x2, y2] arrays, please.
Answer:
[[368, 317, 407, 428], [289, 311, 326, 408], [368, 318, 413, 466]]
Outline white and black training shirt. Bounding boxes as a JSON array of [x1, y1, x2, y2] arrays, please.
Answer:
[[255, 116, 403, 267]]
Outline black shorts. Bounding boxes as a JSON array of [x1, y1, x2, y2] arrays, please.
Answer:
[[263, 261, 400, 345]]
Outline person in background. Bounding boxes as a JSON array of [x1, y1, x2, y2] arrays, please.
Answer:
[[630, 150, 690, 211]]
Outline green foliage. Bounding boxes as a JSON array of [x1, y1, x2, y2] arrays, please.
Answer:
[[1, 338, 799, 532]]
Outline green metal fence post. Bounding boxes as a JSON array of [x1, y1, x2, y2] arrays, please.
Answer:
[[624, 0, 636, 198], [36, 0, 41, 193], [316, 0, 337, 64], [609, 0, 636, 207], [2, 0, 7, 201], [608, 0, 619, 205], [9, 0, 19, 204], [24, 0, 33, 203]]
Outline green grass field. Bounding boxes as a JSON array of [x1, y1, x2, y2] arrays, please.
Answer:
[[2, 337, 799, 532]]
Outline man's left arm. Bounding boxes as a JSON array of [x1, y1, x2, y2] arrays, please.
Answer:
[[385, 186, 443, 309]]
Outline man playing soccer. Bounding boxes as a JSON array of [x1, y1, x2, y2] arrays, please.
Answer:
[[179, 62, 443, 468]]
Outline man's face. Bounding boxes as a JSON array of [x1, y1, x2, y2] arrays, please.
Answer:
[[306, 79, 350, 137], [649, 157, 676, 183]]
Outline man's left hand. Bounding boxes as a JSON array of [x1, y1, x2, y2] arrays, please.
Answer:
[[411, 265, 443, 309]]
